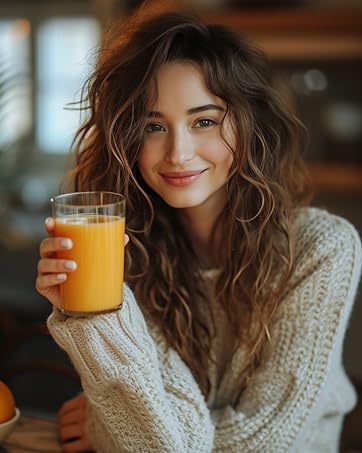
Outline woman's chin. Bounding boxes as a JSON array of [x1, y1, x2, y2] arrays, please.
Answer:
[[163, 196, 206, 210]]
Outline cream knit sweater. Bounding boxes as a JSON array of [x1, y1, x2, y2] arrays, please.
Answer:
[[47, 207, 362, 453]]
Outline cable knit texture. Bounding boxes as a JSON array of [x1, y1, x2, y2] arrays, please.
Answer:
[[47, 207, 362, 453]]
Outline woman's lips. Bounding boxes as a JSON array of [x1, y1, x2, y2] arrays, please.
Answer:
[[159, 169, 207, 187]]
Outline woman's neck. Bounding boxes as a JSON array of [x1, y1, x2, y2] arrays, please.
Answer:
[[179, 191, 227, 269]]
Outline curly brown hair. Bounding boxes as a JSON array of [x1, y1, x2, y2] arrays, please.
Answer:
[[67, 11, 311, 398]]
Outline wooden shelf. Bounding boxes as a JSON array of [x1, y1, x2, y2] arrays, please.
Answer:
[[307, 162, 362, 193], [202, 8, 362, 34], [203, 8, 362, 60], [250, 34, 362, 60]]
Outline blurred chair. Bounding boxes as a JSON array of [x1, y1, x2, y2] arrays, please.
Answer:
[[0, 307, 81, 416]]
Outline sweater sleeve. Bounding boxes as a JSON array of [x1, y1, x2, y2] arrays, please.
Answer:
[[47, 284, 214, 453], [210, 214, 362, 452]]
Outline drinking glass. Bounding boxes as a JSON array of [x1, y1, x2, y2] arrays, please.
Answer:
[[51, 191, 126, 316]]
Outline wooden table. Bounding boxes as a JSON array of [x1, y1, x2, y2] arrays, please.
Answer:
[[2, 415, 61, 452]]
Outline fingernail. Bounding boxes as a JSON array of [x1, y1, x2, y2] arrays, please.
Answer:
[[45, 217, 52, 225], [65, 261, 77, 270], [57, 273, 66, 281], [60, 239, 73, 249]]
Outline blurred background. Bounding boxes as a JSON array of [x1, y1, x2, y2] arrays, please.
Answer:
[[0, 0, 361, 450]]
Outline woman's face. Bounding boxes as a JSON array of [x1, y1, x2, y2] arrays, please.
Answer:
[[137, 62, 234, 211]]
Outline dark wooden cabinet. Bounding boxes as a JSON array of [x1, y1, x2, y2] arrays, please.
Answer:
[[203, 8, 362, 193]]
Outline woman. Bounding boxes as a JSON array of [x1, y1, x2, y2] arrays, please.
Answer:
[[35, 10, 361, 453]]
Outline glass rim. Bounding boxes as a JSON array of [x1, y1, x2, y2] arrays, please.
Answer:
[[51, 191, 125, 209]]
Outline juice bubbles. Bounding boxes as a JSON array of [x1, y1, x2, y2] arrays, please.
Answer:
[[51, 192, 126, 316]]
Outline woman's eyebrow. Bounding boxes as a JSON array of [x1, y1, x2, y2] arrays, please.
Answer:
[[146, 104, 225, 118], [187, 104, 225, 114]]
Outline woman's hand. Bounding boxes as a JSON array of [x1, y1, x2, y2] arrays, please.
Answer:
[[35, 217, 129, 308], [35, 217, 76, 309], [57, 393, 93, 453]]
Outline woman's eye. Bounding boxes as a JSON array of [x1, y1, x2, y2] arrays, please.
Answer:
[[195, 119, 216, 128], [145, 123, 165, 133]]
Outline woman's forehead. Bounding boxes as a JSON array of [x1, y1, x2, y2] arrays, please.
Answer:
[[145, 61, 224, 110]]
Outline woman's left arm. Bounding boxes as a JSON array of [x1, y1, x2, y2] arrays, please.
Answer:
[[210, 214, 362, 452]]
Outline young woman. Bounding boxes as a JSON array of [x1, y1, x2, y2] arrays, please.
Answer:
[[35, 10, 361, 453]]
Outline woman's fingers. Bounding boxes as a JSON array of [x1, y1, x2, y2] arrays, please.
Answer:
[[36, 218, 74, 307], [35, 272, 67, 290], [35, 257, 76, 303], [58, 408, 84, 427], [44, 217, 55, 233], [59, 423, 84, 442], [57, 394, 92, 452], [40, 237, 73, 258], [37, 222, 75, 307], [58, 394, 86, 418], [37, 258, 77, 274], [61, 437, 93, 453]]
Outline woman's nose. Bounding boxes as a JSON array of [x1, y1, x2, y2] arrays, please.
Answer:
[[165, 130, 195, 165]]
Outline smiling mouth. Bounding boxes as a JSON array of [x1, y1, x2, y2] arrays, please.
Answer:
[[159, 169, 207, 186]]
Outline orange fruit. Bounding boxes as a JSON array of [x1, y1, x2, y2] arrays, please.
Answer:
[[0, 380, 16, 423]]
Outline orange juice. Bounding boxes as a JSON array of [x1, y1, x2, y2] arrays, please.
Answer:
[[55, 215, 125, 315]]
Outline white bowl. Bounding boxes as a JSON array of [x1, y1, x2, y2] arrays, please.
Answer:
[[0, 408, 20, 444]]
